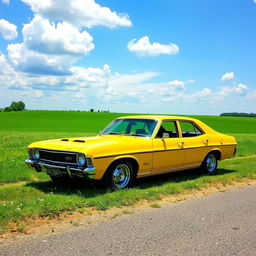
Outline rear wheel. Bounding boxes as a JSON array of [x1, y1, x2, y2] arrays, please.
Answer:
[[201, 152, 218, 175], [104, 161, 135, 189]]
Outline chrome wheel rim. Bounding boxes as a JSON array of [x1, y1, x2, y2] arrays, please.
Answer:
[[206, 154, 217, 173], [112, 164, 131, 189]]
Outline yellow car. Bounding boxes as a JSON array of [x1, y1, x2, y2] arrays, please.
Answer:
[[25, 116, 237, 189]]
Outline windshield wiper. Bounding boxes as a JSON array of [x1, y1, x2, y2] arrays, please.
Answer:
[[105, 132, 121, 135]]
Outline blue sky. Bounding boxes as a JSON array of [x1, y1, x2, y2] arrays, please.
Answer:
[[0, 0, 255, 115]]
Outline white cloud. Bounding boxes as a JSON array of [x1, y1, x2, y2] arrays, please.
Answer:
[[0, 53, 14, 75], [0, 62, 254, 113], [1, 0, 9, 4], [218, 84, 248, 97], [110, 71, 158, 87], [159, 80, 186, 102], [23, 16, 94, 56], [7, 43, 75, 75], [6, 15, 95, 75], [0, 19, 18, 40], [21, 0, 132, 29], [166, 80, 185, 89], [15, 87, 44, 98], [2, 1, 131, 77], [127, 36, 179, 57], [68, 64, 111, 88], [103, 71, 159, 103], [5, 0, 131, 76], [181, 88, 212, 104], [234, 83, 248, 94], [0, 63, 112, 92], [221, 72, 234, 81]]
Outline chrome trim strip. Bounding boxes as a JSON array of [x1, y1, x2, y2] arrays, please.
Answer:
[[36, 148, 77, 154], [38, 162, 67, 169], [38, 158, 77, 165], [137, 164, 200, 176], [25, 159, 96, 179]]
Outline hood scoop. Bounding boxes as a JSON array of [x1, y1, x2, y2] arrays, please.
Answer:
[[73, 139, 86, 143], [60, 138, 86, 143]]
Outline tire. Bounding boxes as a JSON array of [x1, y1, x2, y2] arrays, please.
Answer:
[[104, 160, 135, 189], [200, 152, 218, 175]]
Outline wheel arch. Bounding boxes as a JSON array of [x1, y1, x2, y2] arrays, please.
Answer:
[[205, 148, 222, 161], [103, 156, 140, 180]]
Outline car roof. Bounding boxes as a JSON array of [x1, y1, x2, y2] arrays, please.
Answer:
[[118, 115, 197, 121]]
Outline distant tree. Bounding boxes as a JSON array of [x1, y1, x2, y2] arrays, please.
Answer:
[[4, 107, 11, 112], [18, 101, 25, 110], [90, 108, 94, 112], [10, 101, 19, 111], [4, 101, 26, 112], [220, 112, 256, 117]]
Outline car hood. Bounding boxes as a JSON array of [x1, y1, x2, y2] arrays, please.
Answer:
[[28, 135, 153, 158]]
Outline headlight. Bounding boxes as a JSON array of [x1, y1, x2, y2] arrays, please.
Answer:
[[77, 153, 86, 166], [33, 149, 40, 159]]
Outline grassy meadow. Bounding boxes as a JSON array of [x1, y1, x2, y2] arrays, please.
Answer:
[[0, 110, 256, 234]]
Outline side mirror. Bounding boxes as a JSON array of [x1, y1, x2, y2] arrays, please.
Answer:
[[162, 133, 169, 139]]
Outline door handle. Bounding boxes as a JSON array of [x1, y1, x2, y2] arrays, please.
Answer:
[[203, 139, 208, 144], [177, 141, 184, 147]]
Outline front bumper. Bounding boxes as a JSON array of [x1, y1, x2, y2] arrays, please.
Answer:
[[25, 159, 96, 179]]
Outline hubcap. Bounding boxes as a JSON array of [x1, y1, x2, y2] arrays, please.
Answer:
[[112, 164, 131, 188], [206, 154, 217, 173]]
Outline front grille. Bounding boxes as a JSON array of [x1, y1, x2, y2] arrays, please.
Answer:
[[38, 149, 77, 165]]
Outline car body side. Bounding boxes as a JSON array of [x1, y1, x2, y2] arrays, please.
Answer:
[[26, 116, 237, 180]]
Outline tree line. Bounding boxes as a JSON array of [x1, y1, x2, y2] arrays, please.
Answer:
[[3, 101, 26, 112], [220, 112, 256, 117]]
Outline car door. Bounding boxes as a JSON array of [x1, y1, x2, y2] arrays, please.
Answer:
[[152, 120, 185, 172], [177, 120, 208, 167]]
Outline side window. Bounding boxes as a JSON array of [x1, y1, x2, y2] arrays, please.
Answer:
[[179, 121, 203, 137], [156, 120, 178, 138]]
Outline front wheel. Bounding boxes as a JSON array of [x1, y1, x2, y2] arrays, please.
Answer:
[[104, 161, 135, 189], [200, 152, 218, 175]]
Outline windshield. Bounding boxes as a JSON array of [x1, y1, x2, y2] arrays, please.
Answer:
[[101, 118, 157, 137]]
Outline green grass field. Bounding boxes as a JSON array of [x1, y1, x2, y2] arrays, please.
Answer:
[[0, 110, 255, 234]]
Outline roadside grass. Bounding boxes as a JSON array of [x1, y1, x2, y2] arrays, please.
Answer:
[[0, 111, 256, 235], [0, 156, 256, 235]]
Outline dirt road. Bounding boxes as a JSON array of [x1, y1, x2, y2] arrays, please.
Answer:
[[0, 185, 256, 256]]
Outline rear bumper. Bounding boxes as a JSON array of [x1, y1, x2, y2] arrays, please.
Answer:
[[233, 146, 238, 156], [25, 159, 96, 179]]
